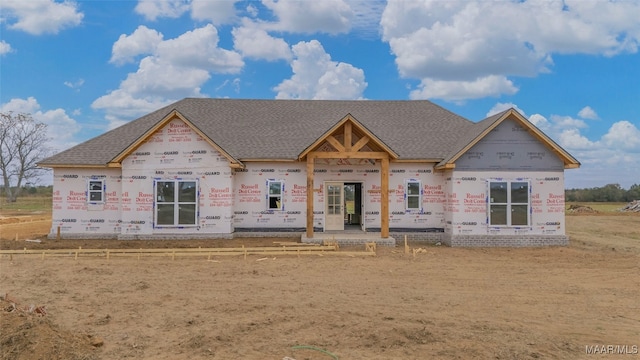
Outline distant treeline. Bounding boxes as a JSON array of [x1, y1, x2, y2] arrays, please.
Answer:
[[565, 184, 640, 202]]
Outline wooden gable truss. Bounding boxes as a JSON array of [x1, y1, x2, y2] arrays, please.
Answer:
[[299, 114, 398, 239]]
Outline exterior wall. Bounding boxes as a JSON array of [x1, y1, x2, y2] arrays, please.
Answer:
[[49, 168, 122, 239], [441, 170, 567, 247], [49, 118, 235, 240], [118, 118, 234, 239], [438, 118, 570, 247], [232, 162, 307, 231], [232, 160, 445, 233], [387, 163, 445, 232]]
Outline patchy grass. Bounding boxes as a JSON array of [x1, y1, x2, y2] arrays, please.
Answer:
[[567, 214, 640, 253], [0, 196, 52, 216]]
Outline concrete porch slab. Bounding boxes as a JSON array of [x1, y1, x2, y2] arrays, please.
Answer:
[[301, 232, 396, 247]]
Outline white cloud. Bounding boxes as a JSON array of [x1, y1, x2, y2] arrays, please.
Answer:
[[558, 128, 596, 150], [274, 40, 367, 100], [232, 21, 292, 61], [528, 114, 551, 133], [94, 24, 243, 128], [246, 4, 258, 18], [1, 97, 80, 152], [345, 0, 386, 38], [134, 0, 190, 21], [0, 40, 13, 55], [578, 106, 599, 120], [215, 78, 241, 94], [63, 78, 85, 90], [487, 102, 526, 117], [410, 75, 517, 101], [92, 57, 208, 121], [602, 121, 640, 150], [381, 0, 640, 101], [92, 88, 175, 129], [155, 25, 243, 72], [527, 1, 640, 56], [190, 0, 238, 24], [134, 0, 238, 24], [498, 103, 640, 188], [550, 115, 588, 130], [1, 0, 83, 35], [1, 97, 40, 114], [262, 0, 353, 34], [110, 26, 163, 65], [122, 56, 210, 96]]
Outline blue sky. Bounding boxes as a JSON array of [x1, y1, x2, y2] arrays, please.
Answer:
[[1, 0, 639, 189]]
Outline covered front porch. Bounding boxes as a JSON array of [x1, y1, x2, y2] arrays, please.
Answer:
[[300, 114, 398, 241]]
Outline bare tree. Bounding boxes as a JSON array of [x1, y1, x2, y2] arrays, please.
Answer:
[[0, 112, 50, 202]]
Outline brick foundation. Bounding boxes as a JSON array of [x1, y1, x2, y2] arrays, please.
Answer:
[[442, 234, 569, 247], [389, 232, 444, 244], [50, 231, 568, 248]]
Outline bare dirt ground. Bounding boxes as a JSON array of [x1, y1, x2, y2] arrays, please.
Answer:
[[1, 213, 639, 360]]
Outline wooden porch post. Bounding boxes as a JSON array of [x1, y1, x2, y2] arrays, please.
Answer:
[[306, 155, 315, 238], [380, 157, 389, 238]]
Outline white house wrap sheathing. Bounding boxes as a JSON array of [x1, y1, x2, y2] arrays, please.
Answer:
[[51, 168, 122, 238], [444, 171, 566, 236], [230, 161, 445, 232]]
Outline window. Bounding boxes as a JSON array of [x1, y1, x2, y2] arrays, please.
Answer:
[[267, 180, 283, 210], [405, 180, 421, 211], [489, 180, 530, 226], [87, 179, 105, 203], [155, 180, 198, 226]]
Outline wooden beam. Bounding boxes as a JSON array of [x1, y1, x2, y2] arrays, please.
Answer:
[[306, 156, 314, 238], [344, 122, 352, 152], [298, 114, 399, 160], [380, 157, 389, 238], [309, 151, 389, 159], [325, 135, 345, 152], [435, 163, 456, 170], [236, 158, 297, 162], [351, 135, 370, 152]]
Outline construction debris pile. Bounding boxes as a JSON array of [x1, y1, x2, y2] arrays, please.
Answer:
[[1, 292, 47, 317], [619, 200, 640, 212], [0, 293, 101, 360], [567, 204, 598, 213]]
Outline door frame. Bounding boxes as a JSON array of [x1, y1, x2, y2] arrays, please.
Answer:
[[343, 181, 365, 231], [324, 181, 344, 231], [323, 180, 365, 232]]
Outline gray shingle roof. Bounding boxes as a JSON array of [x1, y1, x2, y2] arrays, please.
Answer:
[[39, 98, 480, 166]]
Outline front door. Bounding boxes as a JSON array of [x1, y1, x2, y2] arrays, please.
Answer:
[[325, 182, 344, 231]]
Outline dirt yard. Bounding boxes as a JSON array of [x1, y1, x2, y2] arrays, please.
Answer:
[[1, 213, 639, 359]]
